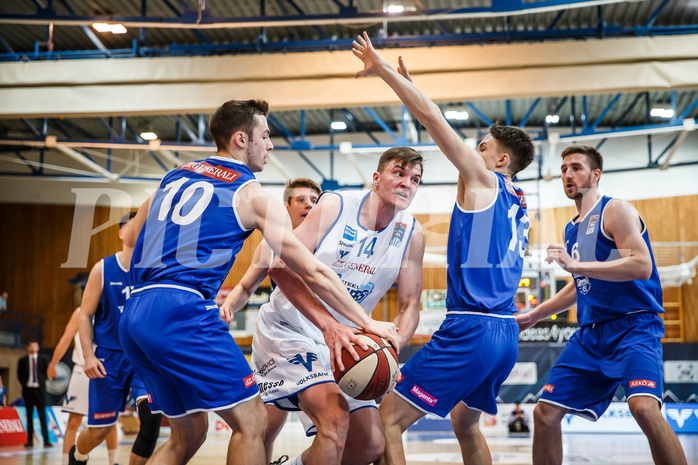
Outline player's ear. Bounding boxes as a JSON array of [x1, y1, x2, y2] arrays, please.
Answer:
[[231, 130, 247, 149], [497, 152, 510, 168], [372, 170, 380, 188]]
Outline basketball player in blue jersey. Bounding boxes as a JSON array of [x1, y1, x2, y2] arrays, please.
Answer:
[[353, 32, 535, 465], [119, 99, 398, 465], [218, 178, 321, 463], [517, 146, 687, 465], [251, 147, 425, 465], [70, 213, 163, 465]]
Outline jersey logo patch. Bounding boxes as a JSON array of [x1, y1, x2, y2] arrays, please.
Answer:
[[339, 250, 350, 259], [179, 161, 241, 183], [390, 223, 406, 247], [287, 352, 318, 372], [575, 276, 591, 295], [586, 215, 599, 235], [343, 225, 357, 241], [543, 384, 555, 393], [516, 190, 527, 209]]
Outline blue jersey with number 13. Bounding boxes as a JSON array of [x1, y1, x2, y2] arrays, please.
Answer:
[[446, 172, 529, 313]]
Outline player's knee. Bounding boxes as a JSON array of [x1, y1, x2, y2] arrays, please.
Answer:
[[533, 402, 559, 429], [628, 397, 660, 426], [361, 433, 385, 464], [67, 414, 82, 430], [132, 401, 163, 458], [316, 407, 350, 446]]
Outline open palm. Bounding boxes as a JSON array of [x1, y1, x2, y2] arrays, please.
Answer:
[[352, 32, 383, 78]]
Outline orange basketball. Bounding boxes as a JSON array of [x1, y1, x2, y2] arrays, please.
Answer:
[[334, 332, 399, 400]]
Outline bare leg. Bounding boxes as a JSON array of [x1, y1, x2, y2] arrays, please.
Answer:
[[76, 425, 116, 457], [532, 401, 568, 465], [217, 395, 267, 465], [342, 407, 384, 465], [450, 403, 490, 465], [629, 396, 687, 465], [376, 392, 425, 465], [145, 413, 207, 465], [296, 383, 351, 465], [63, 413, 83, 454], [263, 404, 289, 462], [106, 425, 118, 449]]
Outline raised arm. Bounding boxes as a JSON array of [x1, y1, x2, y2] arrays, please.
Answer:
[[48, 307, 81, 380], [546, 200, 653, 282], [219, 240, 272, 323], [78, 261, 107, 379], [353, 32, 494, 191], [393, 222, 425, 351], [236, 183, 398, 348]]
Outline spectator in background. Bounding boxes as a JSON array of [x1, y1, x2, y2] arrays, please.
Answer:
[[17, 340, 52, 447], [0, 290, 7, 312], [508, 402, 530, 433]]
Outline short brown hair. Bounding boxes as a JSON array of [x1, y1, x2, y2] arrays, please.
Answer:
[[209, 99, 269, 152], [489, 123, 535, 175], [377, 146, 424, 177], [561, 145, 603, 172], [283, 178, 322, 203]]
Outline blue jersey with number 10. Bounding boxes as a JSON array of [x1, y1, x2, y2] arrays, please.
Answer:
[[130, 156, 257, 299], [446, 172, 529, 313]]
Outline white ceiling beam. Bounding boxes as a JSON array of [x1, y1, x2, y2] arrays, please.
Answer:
[[54, 143, 120, 181]]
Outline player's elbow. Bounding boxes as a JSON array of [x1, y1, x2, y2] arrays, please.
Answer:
[[631, 257, 653, 281]]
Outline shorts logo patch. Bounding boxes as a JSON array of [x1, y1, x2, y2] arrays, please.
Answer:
[[94, 411, 117, 420], [243, 374, 256, 388], [147, 393, 153, 403], [629, 379, 656, 389], [543, 384, 555, 393], [410, 385, 437, 406], [287, 352, 318, 372]]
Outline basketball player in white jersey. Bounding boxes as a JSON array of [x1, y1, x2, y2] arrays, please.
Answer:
[[218, 178, 321, 463], [252, 147, 426, 465]]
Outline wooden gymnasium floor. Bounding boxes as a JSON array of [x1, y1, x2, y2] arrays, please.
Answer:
[[2, 419, 697, 465]]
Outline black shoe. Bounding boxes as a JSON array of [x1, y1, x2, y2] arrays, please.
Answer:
[[24, 442, 33, 448], [69, 445, 88, 465], [44, 441, 53, 448], [270, 455, 289, 465]]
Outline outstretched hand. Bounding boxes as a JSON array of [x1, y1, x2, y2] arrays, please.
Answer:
[[353, 31, 386, 79], [397, 56, 413, 83]]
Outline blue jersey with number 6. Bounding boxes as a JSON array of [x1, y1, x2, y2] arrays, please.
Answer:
[[130, 156, 257, 299], [446, 172, 529, 313]]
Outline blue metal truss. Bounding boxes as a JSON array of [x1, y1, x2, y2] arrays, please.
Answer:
[[2, 91, 698, 185]]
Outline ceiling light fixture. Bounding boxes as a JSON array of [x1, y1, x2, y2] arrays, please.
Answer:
[[140, 132, 158, 140], [444, 110, 469, 121], [92, 23, 127, 34], [331, 121, 347, 130], [545, 114, 560, 124], [386, 5, 405, 13], [650, 107, 674, 118]]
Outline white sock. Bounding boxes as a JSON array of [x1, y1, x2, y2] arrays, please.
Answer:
[[287, 454, 304, 465], [62, 452, 69, 465], [74, 447, 89, 462], [108, 448, 118, 464]]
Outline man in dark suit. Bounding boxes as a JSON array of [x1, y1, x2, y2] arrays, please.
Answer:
[[17, 340, 52, 447]]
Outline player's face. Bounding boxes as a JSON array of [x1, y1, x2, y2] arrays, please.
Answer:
[[285, 187, 320, 229], [246, 115, 273, 173], [374, 159, 422, 211], [561, 153, 597, 200], [27, 342, 39, 354], [477, 134, 504, 170]]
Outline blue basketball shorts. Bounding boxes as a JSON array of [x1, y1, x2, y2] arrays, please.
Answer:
[[88, 347, 135, 427], [129, 372, 149, 403], [119, 286, 258, 417], [540, 312, 664, 421], [395, 312, 519, 418]]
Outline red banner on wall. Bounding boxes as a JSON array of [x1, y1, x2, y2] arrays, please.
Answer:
[[0, 407, 28, 446]]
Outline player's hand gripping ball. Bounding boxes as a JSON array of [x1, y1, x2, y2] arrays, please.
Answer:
[[334, 332, 399, 400]]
